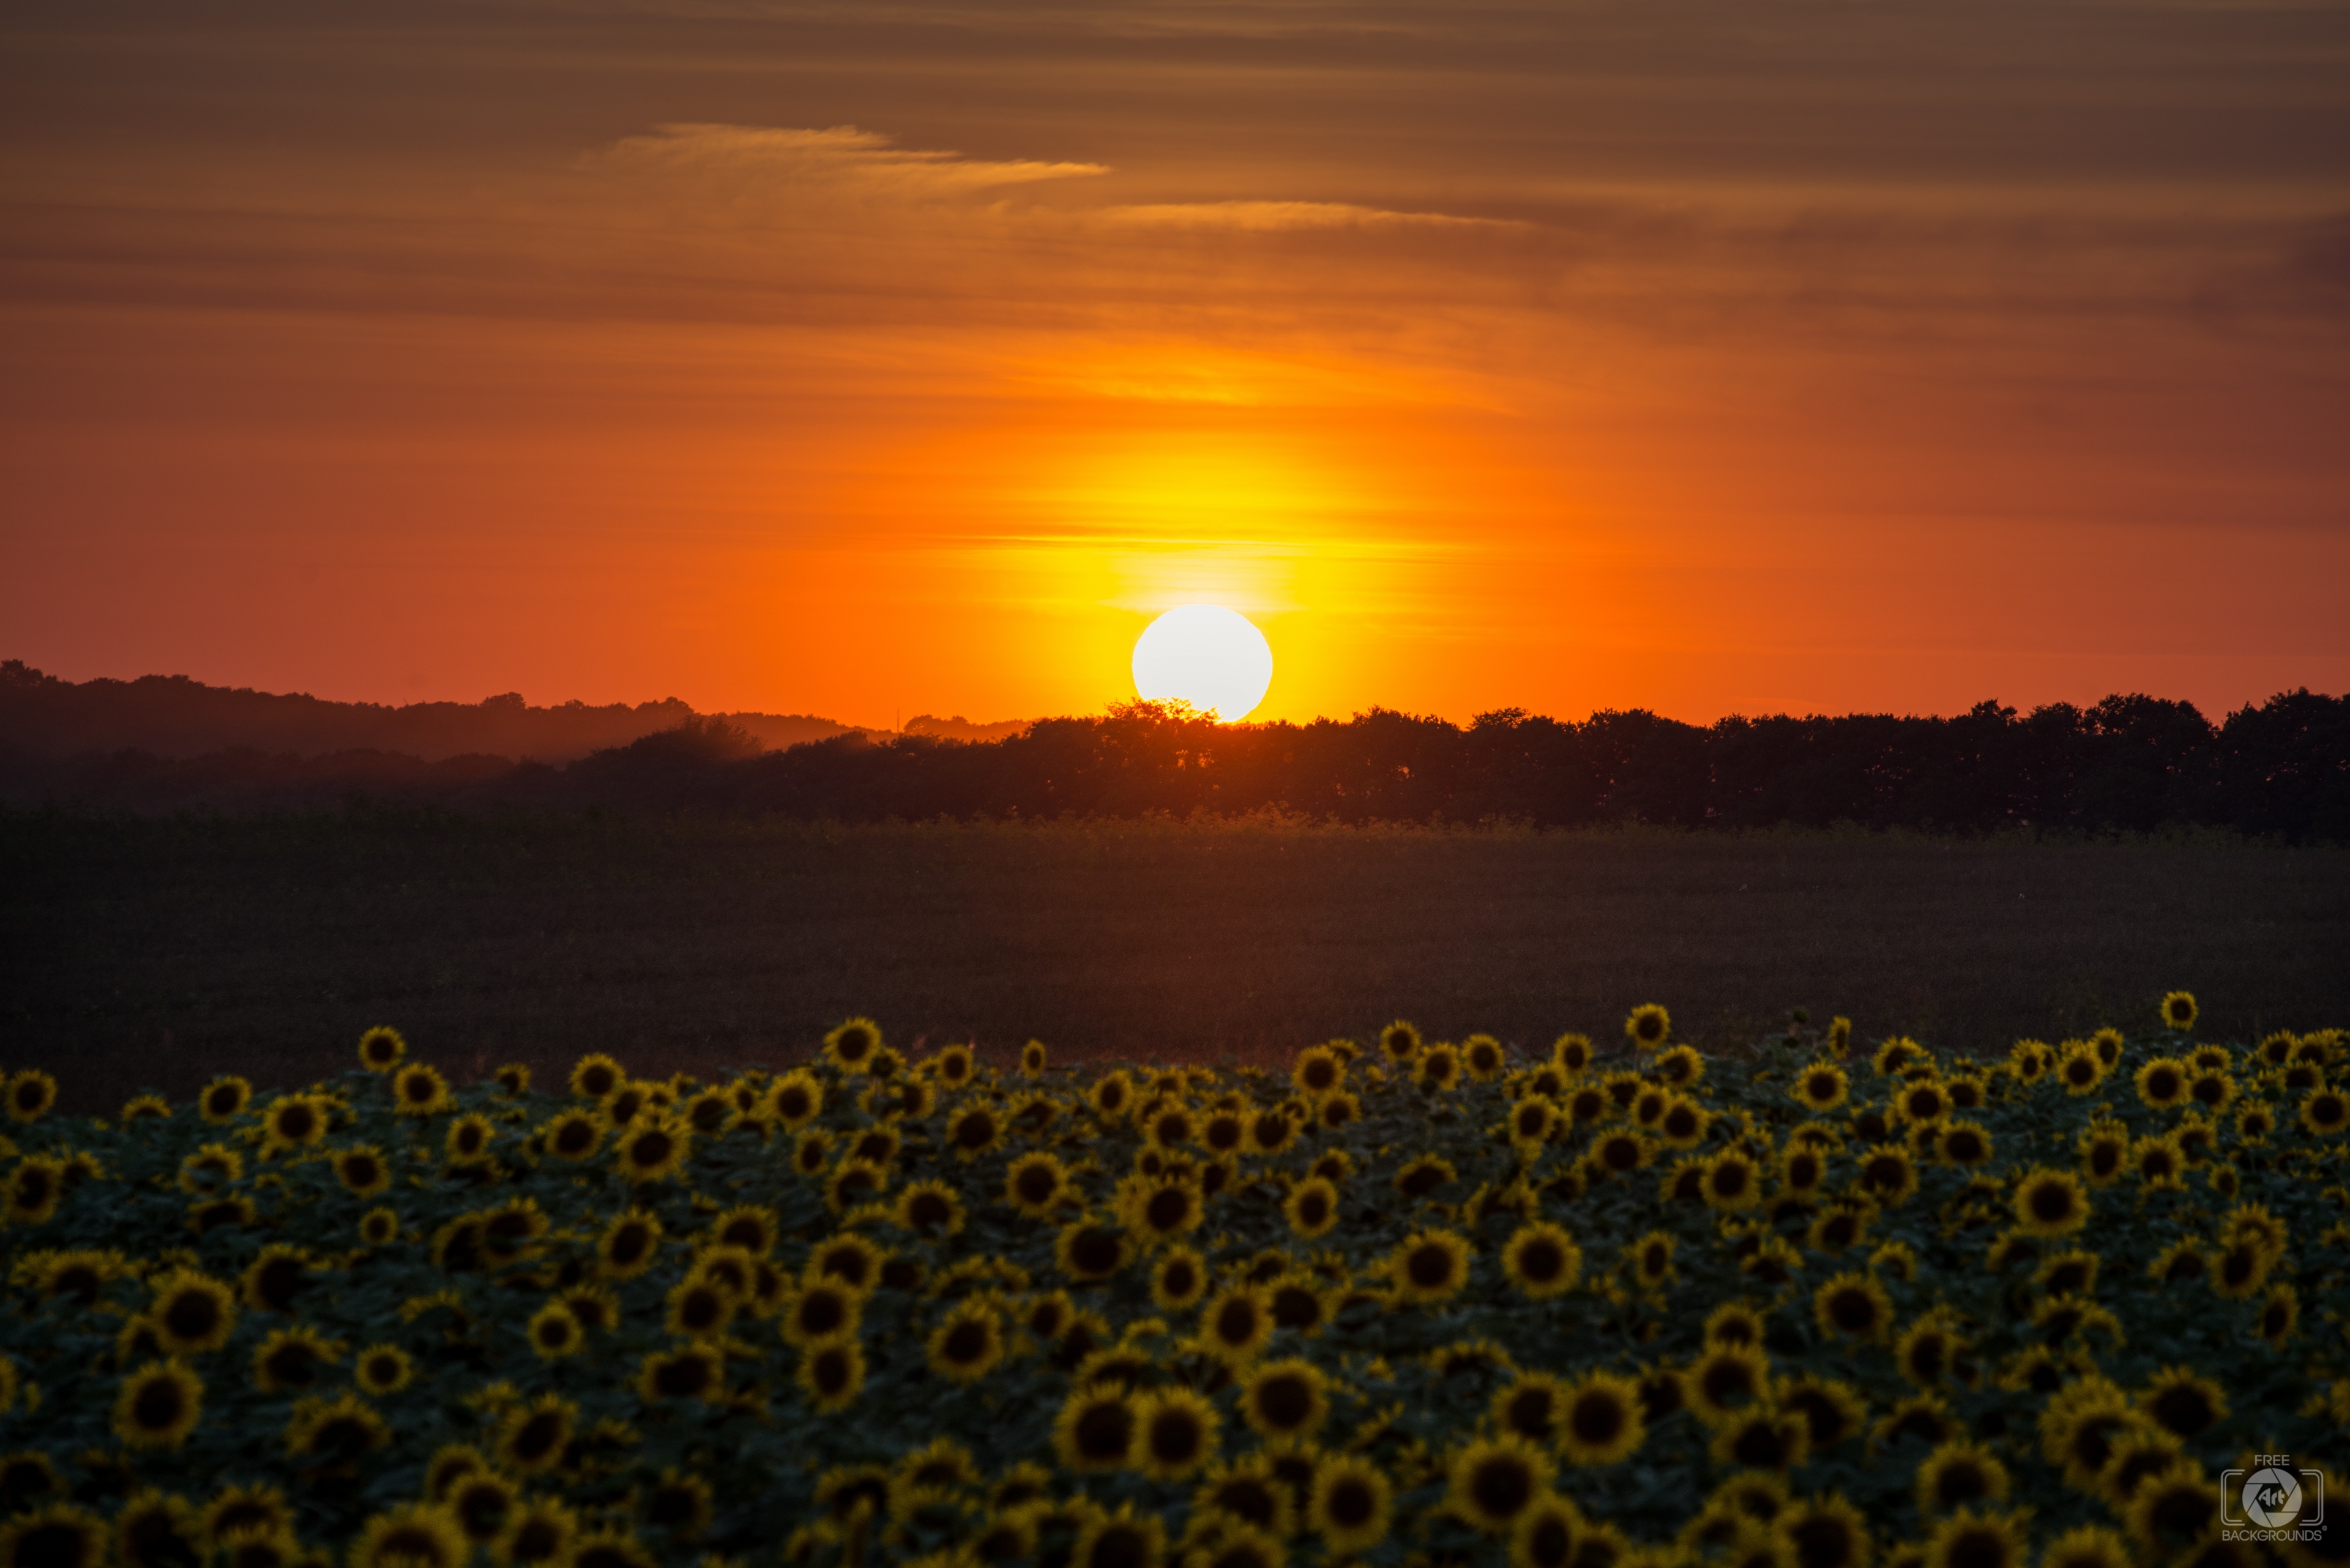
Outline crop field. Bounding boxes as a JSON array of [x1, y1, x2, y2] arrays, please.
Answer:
[[7, 812, 2350, 1117], [1, 1001, 2345, 1568]]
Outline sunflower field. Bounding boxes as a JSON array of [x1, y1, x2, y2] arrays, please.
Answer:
[[2, 999, 2347, 1568]]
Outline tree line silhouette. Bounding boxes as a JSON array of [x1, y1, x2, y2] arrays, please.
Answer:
[[4, 664, 2344, 838]]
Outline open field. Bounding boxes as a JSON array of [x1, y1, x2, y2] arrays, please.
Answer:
[[2, 813, 2345, 1113]]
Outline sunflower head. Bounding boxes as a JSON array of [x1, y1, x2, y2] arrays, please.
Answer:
[[1447, 1433, 1552, 1535], [390, 1064, 452, 1118], [823, 1018, 883, 1072], [6, 1070, 58, 1124], [2160, 990, 2198, 1031], [356, 1027, 407, 1072], [2012, 1167, 2092, 1238]]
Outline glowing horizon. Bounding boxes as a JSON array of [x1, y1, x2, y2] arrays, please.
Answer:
[[3, 7, 2346, 728]]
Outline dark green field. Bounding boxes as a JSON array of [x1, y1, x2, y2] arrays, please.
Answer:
[[4, 810, 2346, 1112]]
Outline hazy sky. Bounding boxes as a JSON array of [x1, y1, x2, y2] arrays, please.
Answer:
[[5, 0, 2347, 726]]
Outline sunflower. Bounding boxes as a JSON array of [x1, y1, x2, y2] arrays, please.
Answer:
[[444, 1114, 496, 1166], [1626, 1231, 1675, 1290], [120, 1093, 171, 1123], [1809, 1270, 1890, 1342], [1709, 1404, 1809, 1471], [1854, 1143, 1919, 1205], [1876, 1037, 1925, 1077], [2302, 1085, 2350, 1136], [150, 1271, 237, 1354], [1534, 1037, 1587, 1082], [1625, 1004, 1670, 1049], [358, 1208, 400, 1247], [1138, 1247, 1208, 1314], [1417, 1043, 1463, 1092], [2011, 1167, 2091, 1237], [1770, 1375, 1864, 1454], [1054, 1384, 1138, 1473], [2159, 989, 2198, 1030], [1490, 1220, 1580, 1301], [1386, 1229, 1472, 1305], [113, 1361, 202, 1449], [193, 1075, 252, 1122], [353, 1345, 413, 1395], [2056, 1043, 2106, 1096], [113, 1490, 198, 1568], [318, 1141, 392, 1197], [636, 1343, 723, 1403], [349, 1504, 468, 1568], [1446, 1434, 1551, 1536], [1589, 1129, 1655, 1178], [1700, 1149, 1762, 1210], [614, 1121, 692, 1184], [1283, 1177, 1340, 1240], [390, 1064, 451, 1117], [2077, 1124, 2128, 1185], [2123, 1460, 2218, 1552], [1894, 1313, 1972, 1390], [781, 1279, 860, 1348], [797, 1338, 865, 1414], [4, 1071, 58, 1125], [1786, 1067, 1842, 1114], [1916, 1439, 2010, 1514], [1289, 1043, 1345, 1097], [1056, 1220, 1129, 1283], [1469, 1371, 1561, 1448], [1124, 1177, 1203, 1245], [488, 1394, 573, 1475], [1089, 1070, 1136, 1121], [241, 1245, 315, 1313], [2135, 1057, 2190, 1110], [888, 1179, 964, 1239], [1775, 1495, 1870, 1568], [1125, 1386, 1220, 1482], [1069, 1505, 1164, 1568], [823, 1018, 883, 1073], [990, 1151, 1064, 1219], [927, 1299, 1005, 1383], [2130, 1132, 2187, 1190], [1198, 1285, 1274, 1366], [1938, 1121, 1994, 1167], [0, 1504, 106, 1568], [197, 1487, 294, 1555], [1555, 1370, 1644, 1465], [1686, 1343, 1770, 1425], [252, 1326, 339, 1393], [285, 1392, 390, 1463], [1225, 1357, 1325, 1441], [1310, 1455, 1392, 1553]]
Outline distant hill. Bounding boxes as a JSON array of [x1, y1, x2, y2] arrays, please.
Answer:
[[0, 660, 864, 763]]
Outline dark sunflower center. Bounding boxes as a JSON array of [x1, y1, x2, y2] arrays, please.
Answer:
[[132, 1378, 185, 1429], [944, 1321, 990, 1364], [1571, 1394, 1624, 1445], [1075, 1403, 1133, 1461], [1255, 1375, 1314, 1430], [1471, 1457, 1534, 1518]]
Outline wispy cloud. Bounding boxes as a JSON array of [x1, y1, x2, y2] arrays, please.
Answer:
[[588, 123, 1110, 201]]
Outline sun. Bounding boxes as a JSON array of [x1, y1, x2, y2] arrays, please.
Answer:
[[1132, 605, 1274, 722]]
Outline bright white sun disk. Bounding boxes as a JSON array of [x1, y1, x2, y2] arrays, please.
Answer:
[[1132, 605, 1273, 722]]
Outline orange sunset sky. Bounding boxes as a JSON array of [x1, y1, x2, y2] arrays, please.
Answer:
[[4, 1, 2348, 729]]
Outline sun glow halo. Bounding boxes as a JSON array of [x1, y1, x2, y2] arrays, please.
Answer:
[[1132, 605, 1274, 722]]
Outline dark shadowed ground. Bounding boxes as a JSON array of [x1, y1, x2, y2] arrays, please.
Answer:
[[4, 811, 2344, 1112]]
